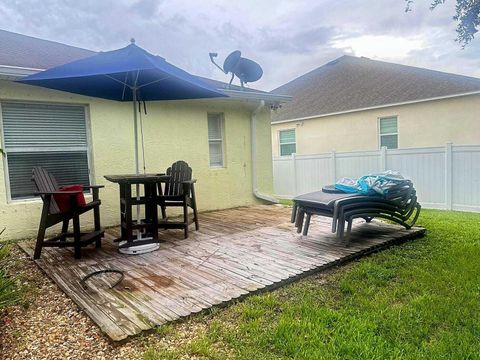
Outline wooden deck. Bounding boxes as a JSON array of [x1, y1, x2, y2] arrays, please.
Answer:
[[19, 205, 425, 341]]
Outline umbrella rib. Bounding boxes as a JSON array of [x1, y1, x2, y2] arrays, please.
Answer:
[[137, 75, 171, 90], [121, 73, 129, 100], [104, 74, 132, 88], [134, 70, 140, 88]]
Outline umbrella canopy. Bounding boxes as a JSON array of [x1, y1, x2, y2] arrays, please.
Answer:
[[18, 39, 226, 102]]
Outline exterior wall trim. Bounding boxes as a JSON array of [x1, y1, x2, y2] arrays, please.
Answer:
[[272, 91, 480, 124], [0, 65, 42, 79]]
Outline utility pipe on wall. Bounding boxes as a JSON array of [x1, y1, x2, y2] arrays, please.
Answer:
[[251, 100, 278, 204]]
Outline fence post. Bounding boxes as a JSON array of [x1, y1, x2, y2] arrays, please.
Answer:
[[291, 152, 298, 197], [445, 142, 453, 210], [380, 146, 387, 171], [330, 150, 337, 183]]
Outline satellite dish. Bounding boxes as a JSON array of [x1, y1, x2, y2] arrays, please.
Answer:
[[209, 50, 263, 88], [235, 58, 263, 83], [223, 50, 241, 73]]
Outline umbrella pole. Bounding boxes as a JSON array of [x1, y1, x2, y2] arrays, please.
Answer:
[[120, 88, 158, 254], [133, 89, 140, 176], [132, 89, 142, 239]]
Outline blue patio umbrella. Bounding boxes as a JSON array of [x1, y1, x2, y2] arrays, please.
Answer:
[[19, 39, 226, 252], [19, 39, 226, 176]]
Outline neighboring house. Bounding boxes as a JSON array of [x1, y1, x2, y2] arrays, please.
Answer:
[[270, 55, 480, 157], [0, 29, 289, 240]]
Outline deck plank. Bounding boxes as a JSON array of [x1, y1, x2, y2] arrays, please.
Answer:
[[18, 205, 425, 341]]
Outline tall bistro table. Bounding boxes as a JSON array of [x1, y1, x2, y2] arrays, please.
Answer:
[[104, 174, 169, 251]]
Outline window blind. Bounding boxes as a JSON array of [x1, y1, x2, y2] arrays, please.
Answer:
[[1, 102, 90, 199], [379, 116, 398, 149], [279, 129, 296, 156], [279, 129, 296, 144], [207, 114, 224, 167], [380, 135, 398, 149], [380, 117, 397, 135]]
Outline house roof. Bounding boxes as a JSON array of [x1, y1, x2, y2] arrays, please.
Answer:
[[0, 29, 95, 70], [271, 55, 480, 123], [0, 29, 290, 103]]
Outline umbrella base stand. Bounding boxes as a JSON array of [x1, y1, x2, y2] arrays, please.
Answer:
[[118, 238, 160, 255], [115, 229, 161, 255], [119, 227, 159, 255]]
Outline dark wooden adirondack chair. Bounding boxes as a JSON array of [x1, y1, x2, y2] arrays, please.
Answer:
[[32, 166, 104, 259], [157, 161, 199, 238]]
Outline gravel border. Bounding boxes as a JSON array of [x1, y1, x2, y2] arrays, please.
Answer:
[[0, 245, 147, 360]]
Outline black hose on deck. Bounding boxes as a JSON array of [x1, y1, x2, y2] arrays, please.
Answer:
[[80, 269, 124, 289]]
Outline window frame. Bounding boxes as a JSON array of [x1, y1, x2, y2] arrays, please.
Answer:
[[278, 128, 297, 156], [207, 112, 225, 169], [378, 115, 399, 150], [0, 99, 94, 203]]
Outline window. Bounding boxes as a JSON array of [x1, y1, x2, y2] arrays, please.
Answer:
[[1, 102, 91, 199], [207, 113, 224, 167], [379, 116, 398, 149], [279, 129, 296, 156]]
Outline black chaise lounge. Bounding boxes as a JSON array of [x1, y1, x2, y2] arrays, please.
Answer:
[[291, 181, 421, 245]]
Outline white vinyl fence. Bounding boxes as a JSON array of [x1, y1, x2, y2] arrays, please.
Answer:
[[273, 143, 480, 212]]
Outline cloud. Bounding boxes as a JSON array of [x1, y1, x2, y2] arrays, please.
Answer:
[[259, 26, 336, 54], [332, 35, 425, 60], [0, 0, 478, 90], [130, 0, 162, 19]]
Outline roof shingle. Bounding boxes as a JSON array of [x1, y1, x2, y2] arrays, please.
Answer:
[[0, 29, 95, 69], [271, 55, 480, 122]]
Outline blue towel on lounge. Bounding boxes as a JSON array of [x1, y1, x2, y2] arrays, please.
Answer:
[[335, 171, 409, 196], [334, 178, 359, 194]]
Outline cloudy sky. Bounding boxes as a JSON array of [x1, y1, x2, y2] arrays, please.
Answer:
[[1, 0, 478, 90]]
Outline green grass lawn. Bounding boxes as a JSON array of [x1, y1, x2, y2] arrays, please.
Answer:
[[143, 209, 480, 359]]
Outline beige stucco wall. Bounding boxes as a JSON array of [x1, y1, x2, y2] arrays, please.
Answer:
[[271, 94, 480, 156], [0, 80, 274, 240]]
